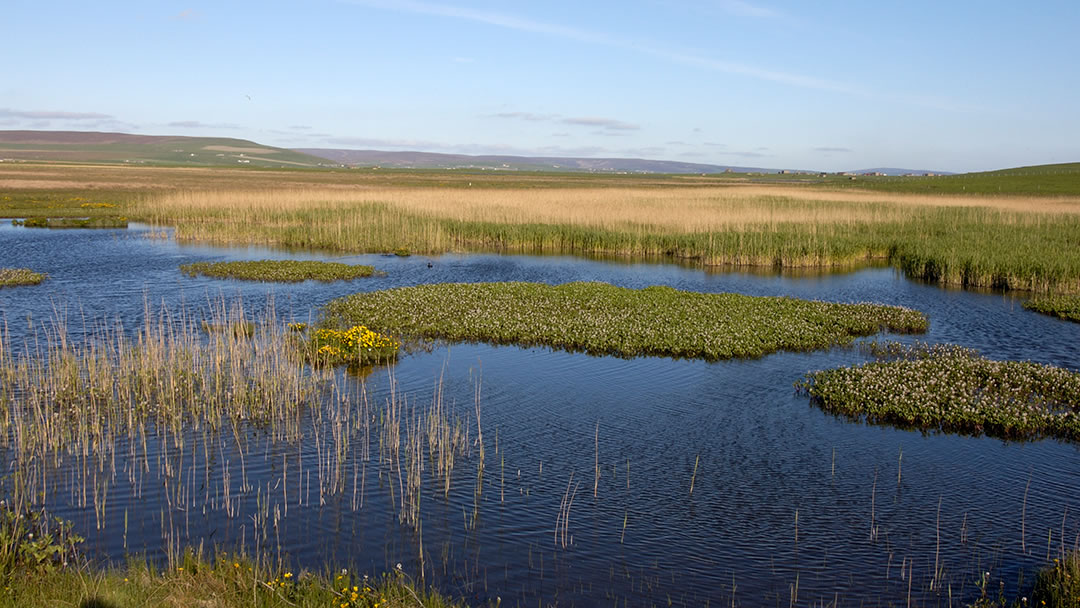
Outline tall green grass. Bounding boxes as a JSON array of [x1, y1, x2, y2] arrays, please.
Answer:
[[141, 195, 1080, 294]]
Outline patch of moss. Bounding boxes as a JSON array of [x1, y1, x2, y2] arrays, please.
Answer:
[[180, 260, 382, 283]]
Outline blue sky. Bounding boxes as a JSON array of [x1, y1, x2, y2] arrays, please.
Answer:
[[3, 0, 1078, 172]]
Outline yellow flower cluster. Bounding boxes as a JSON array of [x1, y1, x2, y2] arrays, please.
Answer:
[[312, 325, 399, 366]]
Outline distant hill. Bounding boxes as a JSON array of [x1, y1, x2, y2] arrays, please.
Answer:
[[295, 148, 770, 174], [0, 131, 332, 168]]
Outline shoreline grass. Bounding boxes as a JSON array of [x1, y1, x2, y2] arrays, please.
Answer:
[[138, 187, 1080, 294], [180, 259, 380, 282], [321, 281, 928, 360], [0, 554, 469, 608], [797, 342, 1080, 441], [0, 268, 46, 287], [1023, 295, 1080, 322]]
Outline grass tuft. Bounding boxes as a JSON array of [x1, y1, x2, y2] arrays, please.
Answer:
[[0, 268, 46, 287], [180, 260, 381, 282], [1024, 295, 1080, 323]]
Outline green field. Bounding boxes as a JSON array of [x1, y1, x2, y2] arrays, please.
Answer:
[[818, 162, 1080, 196]]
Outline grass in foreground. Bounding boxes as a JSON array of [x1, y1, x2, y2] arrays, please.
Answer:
[[1024, 295, 1080, 322], [0, 556, 468, 608], [321, 281, 927, 360], [180, 260, 380, 282], [797, 343, 1080, 441], [0, 268, 46, 287]]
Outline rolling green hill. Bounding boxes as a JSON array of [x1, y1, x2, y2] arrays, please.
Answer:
[[822, 162, 1080, 196], [0, 131, 333, 168]]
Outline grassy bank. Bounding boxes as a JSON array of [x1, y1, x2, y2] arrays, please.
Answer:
[[798, 343, 1080, 441], [0, 555, 468, 608], [0, 268, 46, 287], [181, 260, 380, 282], [1024, 294, 1080, 322], [321, 281, 927, 360]]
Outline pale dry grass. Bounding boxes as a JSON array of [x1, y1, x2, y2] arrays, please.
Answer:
[[143, 185, 1080, 236]]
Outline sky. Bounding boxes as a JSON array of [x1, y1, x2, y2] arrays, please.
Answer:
[[3, 0, 1078, 172]]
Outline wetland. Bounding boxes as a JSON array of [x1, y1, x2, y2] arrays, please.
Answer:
[[1, 166, 1080, 606]]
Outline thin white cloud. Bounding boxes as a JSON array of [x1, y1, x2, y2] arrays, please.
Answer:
[[716, 0, 782, 19], [563, 117, 640, 131], [167, 120, 241, 129], [342, 0, 973, 110], [489, 112, 557, 122], [0, 108, 113, 120], [814, 146, 852, 153]]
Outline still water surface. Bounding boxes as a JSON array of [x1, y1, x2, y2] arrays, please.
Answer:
[[1, 222, 1078, 606]]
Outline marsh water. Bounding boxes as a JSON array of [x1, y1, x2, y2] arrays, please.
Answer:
[[2, 221, 1079, 607]]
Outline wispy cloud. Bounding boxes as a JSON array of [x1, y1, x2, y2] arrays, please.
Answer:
[[716, 149, 770, 158], [814, 146, 852, 153], [170, 9, 199, 21], [344, 0, 971, 110], [289, 125, 313, 130], [167, 120, 240, 129], [716, 0, 782, 19], [0, 108, 113, 120], [562, 117, 640, 131], [489, 111, 557, 122]]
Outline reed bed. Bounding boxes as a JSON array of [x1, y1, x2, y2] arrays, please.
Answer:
[[0, 268, 46, 287], [798, 343, 1080, 441], [1024, 295, 1080, 323], [137, 186, 1080, 293], [320, 282, 928, 360], [180, 260, 381, 282]]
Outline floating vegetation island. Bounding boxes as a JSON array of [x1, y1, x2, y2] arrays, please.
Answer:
[[1024, 294, 1080, 323], [180, 260, 381, 282], [321, 281, 928, 360], [0, 267, 46, 287], [12, 217, 128, 228], [798, 342, 1080, 441]]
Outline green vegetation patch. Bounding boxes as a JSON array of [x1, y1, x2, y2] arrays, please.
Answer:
[[180, 260, 380, 282], [1024, 294, 1080, 322], [0, 267, 46, 287], [12, 216, 128, 228], [301, 324, 400, 367], [0, 550, 465, 608], [1031, 552, 1080, 608], [797, 343, 1080, 441], [321, 282, 928, 360]]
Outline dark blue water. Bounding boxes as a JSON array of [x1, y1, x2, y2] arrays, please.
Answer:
[[2, 222, 1079, 607]]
